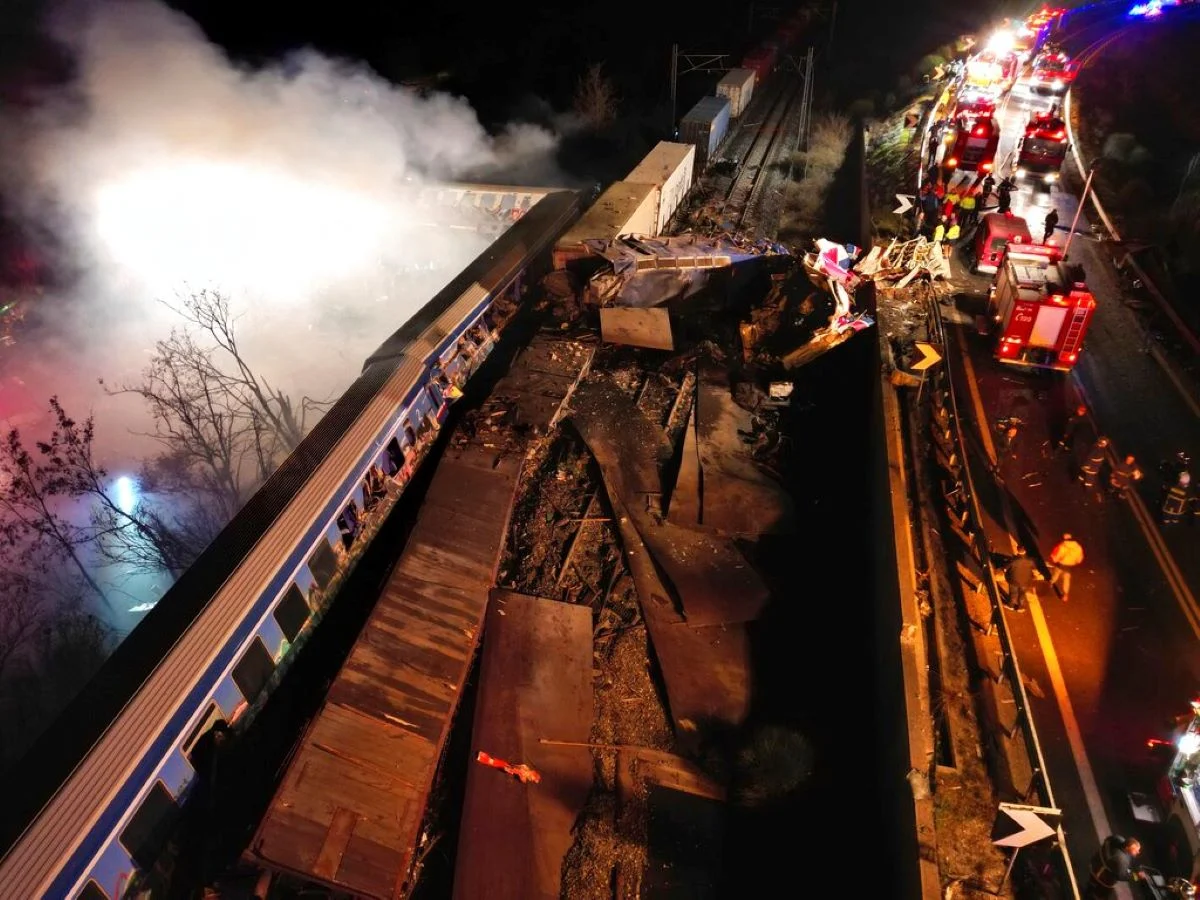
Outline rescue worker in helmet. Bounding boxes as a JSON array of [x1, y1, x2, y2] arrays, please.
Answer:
[[1163, 472, 1193, 526]]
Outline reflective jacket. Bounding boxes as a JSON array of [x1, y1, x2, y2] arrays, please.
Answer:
[[1050, 539, 1084, 567]]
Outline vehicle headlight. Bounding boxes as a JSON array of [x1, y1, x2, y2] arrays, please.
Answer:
[[1045, 172, 1059, 182], [1016, 167, 1027, 178]]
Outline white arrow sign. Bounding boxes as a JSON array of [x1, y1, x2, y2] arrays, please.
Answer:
[[991, 803, 1060, 848], [894, 193, 916, 215]]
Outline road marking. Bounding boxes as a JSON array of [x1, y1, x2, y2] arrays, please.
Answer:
[[956, 329, 1115, 859]]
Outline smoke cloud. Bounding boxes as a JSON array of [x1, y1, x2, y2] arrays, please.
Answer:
[[0, 0, 569, 466]]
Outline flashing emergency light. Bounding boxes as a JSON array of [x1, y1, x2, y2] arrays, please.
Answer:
[[946, 157, 959, 167], [115, 476, 138, 514], [986, 29, 1016, 54], [1180, 731, 1200, 756], [974, 125, 987, 136], [982, 162, 994, 172]]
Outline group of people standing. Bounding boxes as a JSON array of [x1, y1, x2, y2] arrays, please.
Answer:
[[917, 169, 1017, 257]]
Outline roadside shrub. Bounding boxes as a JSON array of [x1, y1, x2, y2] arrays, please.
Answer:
[[913, 54, 947, 79], [1102, 132, 1138, 164], [847, 98, 875, 121]]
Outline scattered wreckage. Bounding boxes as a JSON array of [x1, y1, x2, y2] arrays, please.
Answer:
[[852, 235, 952, 287], [550, 231, 876, 373]]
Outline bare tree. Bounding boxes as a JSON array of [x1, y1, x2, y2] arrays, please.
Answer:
[[36, 398, 205, 577], [0, 549, 44, 684], [105, 288, 326, 518], [573, 63, 619, 128], [0, 424, 109, 606]]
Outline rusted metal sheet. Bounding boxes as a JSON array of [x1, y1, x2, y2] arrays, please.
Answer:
[[453, 592, 593, 900], [571, 379, 768, 626], [249, 338, 594, 900], [569, 379, 751, 742], [693, 366, 795, 536], [599, 306, 675, 351], [667, 405, 702, 528]]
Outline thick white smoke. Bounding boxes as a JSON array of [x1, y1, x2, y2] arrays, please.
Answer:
[[0, 0, 568, 465]]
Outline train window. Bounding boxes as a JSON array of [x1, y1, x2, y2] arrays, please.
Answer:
[[307, 539, 338, 590], [273, 583, 310, 643], [383, 438, 403, 476], [231, 638, 274, 705], [77, 881, 109, 900], [119, 781, 180, 872], [182, 702, 222, 760]]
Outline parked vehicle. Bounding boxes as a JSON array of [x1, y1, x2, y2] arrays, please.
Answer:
[[972, 212, 1032, 275], [988, 242, 1095, 371]]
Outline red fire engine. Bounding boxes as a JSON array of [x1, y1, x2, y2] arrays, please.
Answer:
[[944, 113, 1000, 175], [1014, 112, 1070, 185], [989, 242, 1095, 372], [1025, 48, 1077, 96], [963, 51, 1017, 96]]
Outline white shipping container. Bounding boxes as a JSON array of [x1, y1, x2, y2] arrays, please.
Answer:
[[553, 181, 659, 269], [716, 68, 756, 118], [625, 142, 696, 235]]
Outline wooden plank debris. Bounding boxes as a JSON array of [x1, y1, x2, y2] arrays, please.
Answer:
[[452, 592, 593, 900]]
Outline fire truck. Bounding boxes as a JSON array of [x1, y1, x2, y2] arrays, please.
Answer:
[[963, 51, 1017, 97], [988, 242, 1095, 371], [943, 113, 1000, 175], [1014, 112, 1070, 184], [1025, 48, 1077, 96]]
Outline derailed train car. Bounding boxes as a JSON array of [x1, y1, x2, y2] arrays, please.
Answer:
[[0, 190, 583, 900]]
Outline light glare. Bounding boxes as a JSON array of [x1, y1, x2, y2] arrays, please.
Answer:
[[93, 162, 392, 295]]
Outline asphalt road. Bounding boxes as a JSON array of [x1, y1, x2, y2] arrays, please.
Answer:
[[930, 5, 1200, 889]]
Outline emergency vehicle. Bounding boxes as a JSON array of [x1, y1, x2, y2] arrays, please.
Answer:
[[972, 212, 1032, 275], [1025, 48, 1076, 96], [943, 113, 1000, 175], [953, 86, 997, 119], [963, 51, 1017, 97], [988, 242, 1095, 371], [1014, 112, 1070, 184]]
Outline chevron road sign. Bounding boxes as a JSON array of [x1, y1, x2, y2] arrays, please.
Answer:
[[911, 341, 943, 372], [894, 193, 916, 215], [991, 802, 1060, 848]]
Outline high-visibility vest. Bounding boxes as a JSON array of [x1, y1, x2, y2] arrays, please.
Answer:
[[933, 224, 945, 242], [946, 223, 961, 241], [959, 194, 977, 211]]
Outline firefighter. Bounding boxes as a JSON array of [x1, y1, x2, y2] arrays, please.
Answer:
[[1162, 472, 1192, 525], [933, 216, 946, 243], [1077, 436, 1110, 489], [1049, 533, 1084, 602], [996, 176, 1016, 214], [1057, 404, 1088, 452], [1107, 454, 1142, 499], [943, 215, 961, 258], [1043, 207, 1060, 245]]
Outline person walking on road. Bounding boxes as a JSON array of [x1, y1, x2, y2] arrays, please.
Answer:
[[1049, 533, 1084, 602], [1108, 454, 1143, 499], [1004, 545, 1037, 612], [1162, 472, 1193, 525], [1057, 404, 1088, 452], [1078, 436, 1110, 489], [1085, 835, 1143, 899], [996, 176, 1016, 214], [1042, 207, 1060, 245], [994, 419, 1021, 473]]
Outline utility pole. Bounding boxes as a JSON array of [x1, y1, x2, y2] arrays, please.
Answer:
[[670, 43, 678, 135], [1062, 164, 1096, 259], [828, 2, 838, 55]]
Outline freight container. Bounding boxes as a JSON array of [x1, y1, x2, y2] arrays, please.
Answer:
[[553, 181, 659, 269], [716, 68, 756, 118], [679, 96, 731, 169], [626, 141, 696, 235]]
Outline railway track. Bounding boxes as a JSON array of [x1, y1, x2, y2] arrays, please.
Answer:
[[721, 75, 799, 230]]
